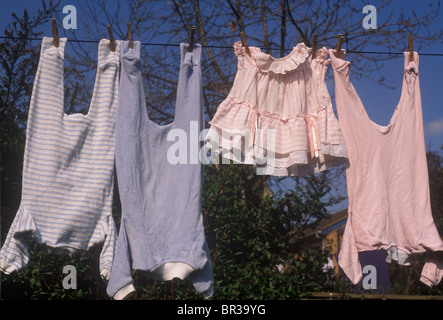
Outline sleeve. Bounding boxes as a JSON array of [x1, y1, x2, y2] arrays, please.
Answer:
[[0, 207, 40, 274], [337, 212, 363, 285], [106, 219, 136, 300], [420, 251, 443, 287], [99, 215, 118, 280], [190, 240, 215, 299]]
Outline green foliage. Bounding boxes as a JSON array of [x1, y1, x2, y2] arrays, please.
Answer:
[[1, 163, 342, 300], [201, 165, 339, 299], [387, 254, 443, 296], [385, 148, 443, 296], [1, 235, 107, 300]]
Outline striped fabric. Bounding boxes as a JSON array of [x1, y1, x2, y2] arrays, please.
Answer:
[[206, 42, 348, 176], [0, 37, 120, 280]]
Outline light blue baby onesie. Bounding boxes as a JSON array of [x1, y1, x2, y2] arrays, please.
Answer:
[[107, 41, 214, 299], [0, 37, 120, 279]]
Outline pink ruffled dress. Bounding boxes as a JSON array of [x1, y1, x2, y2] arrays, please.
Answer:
[[205, 41, 347, 176]]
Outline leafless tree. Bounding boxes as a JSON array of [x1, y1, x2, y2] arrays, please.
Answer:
[[58, 0, 442, 197], [60, 0, 441, 118]]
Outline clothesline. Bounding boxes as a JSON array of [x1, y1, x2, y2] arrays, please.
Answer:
[[2, 36, 443, 57]]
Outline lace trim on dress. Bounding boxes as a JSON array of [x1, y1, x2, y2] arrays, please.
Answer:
[[206, 124, 347, 166], [233, 41, 261, 58], [206, 107, 348, 171], [253, 43, 311, 75]]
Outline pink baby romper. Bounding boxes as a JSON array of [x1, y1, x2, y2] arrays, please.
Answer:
[[329, 48, 443, 287], [206, 41, 347, 176]]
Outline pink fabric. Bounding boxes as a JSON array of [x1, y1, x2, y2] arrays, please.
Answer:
[[206, 42, 347, 176], [329, 48, 443, 287]]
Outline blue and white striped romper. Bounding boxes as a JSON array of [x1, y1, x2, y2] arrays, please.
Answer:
[[0, 37, 120, 280]]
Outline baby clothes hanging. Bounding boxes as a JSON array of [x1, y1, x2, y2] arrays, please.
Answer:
[[329, 48, 443, 287], [205, 41, 347, 176], [0, 37, 120, 280], [106, 41, 214, 300]]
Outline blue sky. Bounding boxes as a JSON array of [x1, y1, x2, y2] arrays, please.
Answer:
[[1, 0, 442, 214], [2, 0, 442, 152]]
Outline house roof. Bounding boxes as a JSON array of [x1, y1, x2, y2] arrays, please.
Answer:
[[304, 209, 348, 238]]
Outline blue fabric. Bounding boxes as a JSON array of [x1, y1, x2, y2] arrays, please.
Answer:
[[107, 41, 214, 299]]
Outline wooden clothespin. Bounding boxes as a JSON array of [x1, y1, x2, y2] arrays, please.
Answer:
[[408, 35, 414, 62], [334, 34, 344, 57], [127, 22, 133, 49], [240, 31, 251, 57], [107, 24, 116, 52], [52, 18, 59, 48], [311, 33, 318, 59], [187, 26, 195, 52]]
